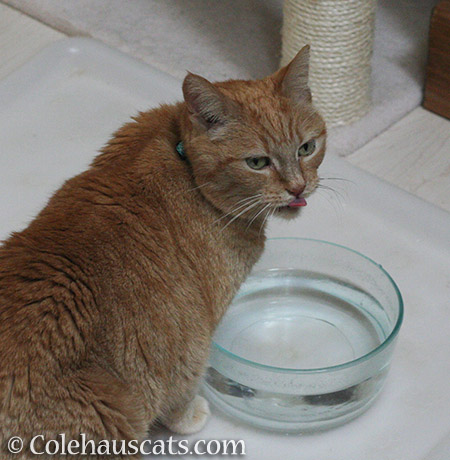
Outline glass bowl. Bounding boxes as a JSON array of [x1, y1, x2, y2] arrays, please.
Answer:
[[203, 238, 403, 432]]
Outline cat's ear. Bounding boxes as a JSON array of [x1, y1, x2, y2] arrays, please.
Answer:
[[273, 45, 312, 105], [182, 73, 238, 131]]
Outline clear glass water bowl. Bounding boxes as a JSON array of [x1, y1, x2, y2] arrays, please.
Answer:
[[203, 238, 403, 432]]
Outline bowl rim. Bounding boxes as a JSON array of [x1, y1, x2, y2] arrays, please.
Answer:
[[211, 237, 404, 374]]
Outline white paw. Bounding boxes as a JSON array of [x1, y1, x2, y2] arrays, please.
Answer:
[[169, 395, 210, 435]]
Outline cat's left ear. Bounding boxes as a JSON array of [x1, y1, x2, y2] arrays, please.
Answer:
[[183, 73, 239, 132], [273, 45, 312, 105]]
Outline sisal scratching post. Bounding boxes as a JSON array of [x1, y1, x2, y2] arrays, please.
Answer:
[[282, 0, 376, 127]]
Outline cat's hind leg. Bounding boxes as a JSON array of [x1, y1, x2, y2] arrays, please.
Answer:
[[67, 365, 149, 442], [0, 364, 149, 459]]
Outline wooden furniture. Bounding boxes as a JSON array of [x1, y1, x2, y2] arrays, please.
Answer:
[[424, 0, 450, 119]]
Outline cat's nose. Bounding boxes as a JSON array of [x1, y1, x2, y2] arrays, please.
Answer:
[[286, 185, 305, 198]]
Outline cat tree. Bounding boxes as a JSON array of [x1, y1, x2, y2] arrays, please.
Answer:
[[282, 0, 377, 127]]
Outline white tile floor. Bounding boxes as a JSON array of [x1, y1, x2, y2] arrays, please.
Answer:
[[1, 3, 449, 213]]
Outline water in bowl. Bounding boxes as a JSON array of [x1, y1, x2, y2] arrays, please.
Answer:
[[205, 268, 392, 430], [214, 268, 390, 369]]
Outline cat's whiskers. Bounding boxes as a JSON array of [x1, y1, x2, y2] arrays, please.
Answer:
[[212, 194, 262, 225], [315, 188, 344, 220], [219, 200, 262, 233], [317, 184, 346, 202], [319, 178, 352, 202], [183, 181, 212, 194], [319, 176, 352, 197], [246, 203, 271, 230], [319, 176, 354, 184], [259, 205, 276, 235], [213, 198, 262, 226], [232, 194, 263, 208]]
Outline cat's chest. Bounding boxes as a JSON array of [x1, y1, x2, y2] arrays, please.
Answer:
[[150, 188, 265, 322], [192, 226, 264, 324]]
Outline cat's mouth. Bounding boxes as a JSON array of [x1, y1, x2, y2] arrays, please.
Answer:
[[286, 197, 307, 208], [276, 197, 307, 213], [272, 198, 307, 217]]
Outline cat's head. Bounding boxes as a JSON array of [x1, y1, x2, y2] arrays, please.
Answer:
[[181, 46, 326, 227]]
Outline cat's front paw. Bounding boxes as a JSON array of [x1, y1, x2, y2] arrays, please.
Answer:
[[168, 395, 210, 435]]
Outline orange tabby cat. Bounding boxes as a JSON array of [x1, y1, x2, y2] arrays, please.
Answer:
[[0, 46, 325, 458]]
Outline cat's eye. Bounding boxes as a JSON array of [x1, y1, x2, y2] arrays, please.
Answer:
[[246, 157, 271, 170], [298, 140, 316, 157]]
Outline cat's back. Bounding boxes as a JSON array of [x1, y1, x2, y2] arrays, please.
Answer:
[[0, 102, 259, 346], [0, 101, 265, 445]]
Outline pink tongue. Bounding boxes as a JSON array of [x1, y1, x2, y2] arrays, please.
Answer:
[[288, 197, 307, 207]]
